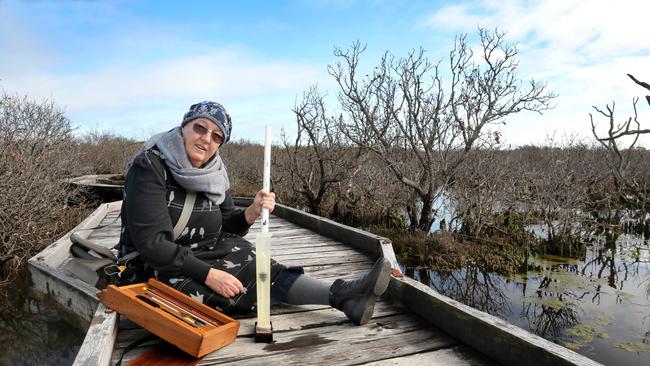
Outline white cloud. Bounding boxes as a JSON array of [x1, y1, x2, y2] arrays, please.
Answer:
[[5, 51, 324, 110], [427, 4, 482, 30], [426, 0, 650, 146], [0, 1, 328, 142], [2, 50, 328, 141]]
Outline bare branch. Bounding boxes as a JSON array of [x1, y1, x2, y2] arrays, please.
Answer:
[[330, 28, 556, 231]]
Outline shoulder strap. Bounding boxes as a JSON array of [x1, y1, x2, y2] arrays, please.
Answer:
[[173, 191, 196, 240], [119, 190, 196, 263], [142, 146, 191, 240]]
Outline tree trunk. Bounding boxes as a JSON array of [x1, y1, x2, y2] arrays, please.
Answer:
[[417, 193, 435, 232], [406, 204, 419, 231], [308, 199, 321, 217]]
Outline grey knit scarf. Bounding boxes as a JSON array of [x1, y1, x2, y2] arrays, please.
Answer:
[[145, 127, 229, 205]]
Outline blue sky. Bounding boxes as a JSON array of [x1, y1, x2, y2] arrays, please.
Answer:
[[1, 0, 649, 146]]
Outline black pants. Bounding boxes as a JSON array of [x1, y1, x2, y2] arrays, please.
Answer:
[[121, 233, 303, 314]]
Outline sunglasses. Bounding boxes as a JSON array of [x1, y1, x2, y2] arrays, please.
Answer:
[[192, 123, 224, 145]]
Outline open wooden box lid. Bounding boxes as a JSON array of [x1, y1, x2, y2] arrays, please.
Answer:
[[101, 278, 239, 358]]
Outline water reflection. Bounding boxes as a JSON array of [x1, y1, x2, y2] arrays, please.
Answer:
[[416, 266, 511, 317], [0, 270, 84, 366], [407, 233, 650, 366], [521, 296, 580, 339]]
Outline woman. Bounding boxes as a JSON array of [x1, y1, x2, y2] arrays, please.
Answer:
[[116, 101, 390, 325]]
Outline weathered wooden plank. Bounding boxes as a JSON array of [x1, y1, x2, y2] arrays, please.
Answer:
[[73, 304, 118, 366], [272, 249, 367, 261], [113, 329, 456, 366], [244, 230, 332, 242], [388, 276, 602, 366], [203, 325, 456, 365], [266, 203, 384, 259], [277, 255, 371, 267], [248, 234, 332, 243], [235, 301, 402, 336], [247, 227, 324, 235], [248, 232, 333, 241], [246, 228, 316, 238], [114, 301, 402, 350], [270, 239, 349, 247], [270, 245, 357, 256], [249, 223, 296, 231], [363, 345, 496, 366], [118, 313, 454, 364], [270, 238, 349, 246], [242, 200, 403, 276], [301, 262, 369, 276], [269, 241, 350, 250]]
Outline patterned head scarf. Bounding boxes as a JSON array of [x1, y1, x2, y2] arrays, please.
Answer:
[[181, 101, 232, 144]]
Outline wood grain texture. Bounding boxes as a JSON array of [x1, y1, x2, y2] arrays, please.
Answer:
[[66, 200, 600, 366], [73, 304, 118, 366], [101, 280, 239, 358], [363, 345, 498, 366]]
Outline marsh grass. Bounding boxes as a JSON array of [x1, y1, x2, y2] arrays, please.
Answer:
[[374, 227, 528, 275]]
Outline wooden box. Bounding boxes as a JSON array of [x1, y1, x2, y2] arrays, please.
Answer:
[[101, 278, 239, 357]]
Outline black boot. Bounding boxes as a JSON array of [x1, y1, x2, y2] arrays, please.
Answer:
[[329, 258, 391, 325]]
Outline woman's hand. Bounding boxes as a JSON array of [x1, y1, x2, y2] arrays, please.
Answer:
[[205, 268, 244, 298], [245, 190, 276, 224]]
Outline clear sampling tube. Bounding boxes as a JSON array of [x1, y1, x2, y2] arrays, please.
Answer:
[[255, 125, 272, 339]]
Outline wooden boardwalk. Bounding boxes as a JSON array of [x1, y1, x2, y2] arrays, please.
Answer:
[[83, 207, 494, 365], [57, 201, 601, 366]]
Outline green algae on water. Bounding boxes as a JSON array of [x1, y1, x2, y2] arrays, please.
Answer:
[[522, 296, 566, 310], [563, 313, 614, 350], [614, 342, 650, 354]]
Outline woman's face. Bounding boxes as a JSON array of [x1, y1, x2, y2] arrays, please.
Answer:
[[181, 118, 224, 167]]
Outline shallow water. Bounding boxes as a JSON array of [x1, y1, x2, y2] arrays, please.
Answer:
[[404, 233, 650, 366], [0, 271, 84, 366]]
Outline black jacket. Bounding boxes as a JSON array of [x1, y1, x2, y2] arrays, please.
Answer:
[[118, 149, 251, 283]]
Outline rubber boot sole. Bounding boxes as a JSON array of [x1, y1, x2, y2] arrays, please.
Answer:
[[372, 258, 391, 297], [348, 258, 392, 325]]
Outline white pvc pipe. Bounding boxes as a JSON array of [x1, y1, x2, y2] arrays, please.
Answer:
[[261, 125, 272, 234], [256, 125, 272, 332]]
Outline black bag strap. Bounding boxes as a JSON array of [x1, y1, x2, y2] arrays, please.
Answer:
[[70, 232, 117, 260], [114, 333, 158, 366]]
